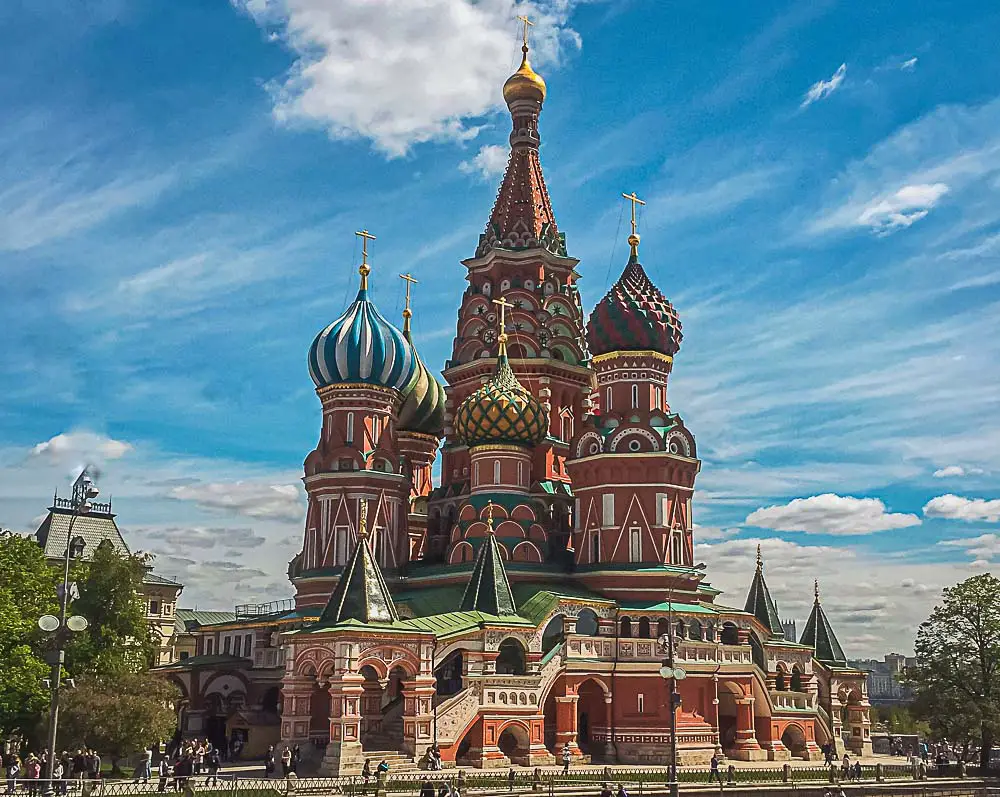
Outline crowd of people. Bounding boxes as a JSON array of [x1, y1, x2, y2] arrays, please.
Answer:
[[151, 739, 221, 792], [2, 750, 104, 793]]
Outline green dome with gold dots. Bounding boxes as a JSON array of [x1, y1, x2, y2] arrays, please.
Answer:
[[455, 353, 548, 448]]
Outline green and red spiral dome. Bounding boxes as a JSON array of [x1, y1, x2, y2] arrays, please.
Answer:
[[586, 252, 683, 357]]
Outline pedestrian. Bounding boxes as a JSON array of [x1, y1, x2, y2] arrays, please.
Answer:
[[420, 779, 435, 797], [615, 783, 628, 797], [599, 783, 612, 797], [264, 746, 275, 778], [291, 745, 301, 774], [709, 754, 723, 785], [507, 768, 516, 792], [437, 782, 449, 797], [362, 759, 373, 790], [852, 761, 862, 781], [840, 754, 850, 781], [561, 744, 571, 775], [280, 747, 291, 778], [53, 757, 65, 796], [6, 757, 20, 795], [26, 754, 41, 797], [377, 760, 389, 776], [135, 747, 153, 784], [205, 747, 220, 787], [88, 750, 102, 781], [158, 758, 170, 793], [726, 764, 736, 785]]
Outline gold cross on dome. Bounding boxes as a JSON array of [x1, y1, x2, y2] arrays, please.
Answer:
[[485, 499, 495, 533], [399, 273, 418, 335], [355, 229, 376, 289], [492, 296, 514, 353], [358, 498, 369, 538], [622, 191, 645, 237], [516, 14, 533, 49]]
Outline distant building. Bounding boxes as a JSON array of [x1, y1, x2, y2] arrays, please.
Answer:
[[34, 471, 185, 666], [848, 654, 916, 705]]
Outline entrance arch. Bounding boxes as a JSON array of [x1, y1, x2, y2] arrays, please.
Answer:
[[781, 724, 808, 758], [497, 722, 531, 766], [576, 679, 609, 757]]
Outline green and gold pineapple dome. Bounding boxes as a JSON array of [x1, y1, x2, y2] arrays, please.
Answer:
[[455, 353, 548, 448]]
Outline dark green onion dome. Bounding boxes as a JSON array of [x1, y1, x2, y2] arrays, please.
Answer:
[[587, 244, 682, 357], [397, 331, 446, 436], [454, 353, 548, 448]]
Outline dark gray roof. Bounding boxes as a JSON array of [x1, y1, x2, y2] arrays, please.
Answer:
[[460, 530, 518, 617], [317, 531, 398, 627], [800, 585, 847, 665], [35, 508, 129, 561], [744, 549, 784, 640], [143, 572, 184, 587]]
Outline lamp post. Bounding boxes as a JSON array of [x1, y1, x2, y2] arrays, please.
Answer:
[[41, 469, 97, 795]]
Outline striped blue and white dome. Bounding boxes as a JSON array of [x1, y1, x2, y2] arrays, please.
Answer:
[[308, 286, 417, 391]]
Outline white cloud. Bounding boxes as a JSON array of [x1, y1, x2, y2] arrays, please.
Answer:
[[745, 494, 921, 535], [856, 182, 950, 234], [933, 465, 985, 478], [692, 523, 739, 542], [801, 62, 846, 108], [169, 480, 305, 522], [923, 494, 1000, 523], [900, 57, 918, 71], [940, 532, 1000, 563], [30, 431, 133, 464], [236, 0, 581, 156], [459, 144, 509, 179]]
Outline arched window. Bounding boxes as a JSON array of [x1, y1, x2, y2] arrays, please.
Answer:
[[345, 412, 354, 444], [620, 617, 632, 638], [631, 384, 639, 409], [638, 618, 651, 639], [496, 639, 526, 675], [657, 618, 671, 639], [791, 667, 803, 692], [775, 670, 787, 691], [720, 622, 740, 645], [591, 531, 600, 563], [705, 623, 716, 642], [605, 387, 612, 412], [576, 609, 598, 636], [494, 460, 501, 485], [542, 616, 565, 654], [688, 620, 703, 641], [675, 619, 686, 640], [561, 412, 573, 442]]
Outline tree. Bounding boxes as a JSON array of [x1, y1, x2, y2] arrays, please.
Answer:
[[58, 672, 179, 774], [873, 705, 930, 737], [908, 573, 1000, 769], [0, 531, 60, 740], [65, 540, 156, 676]]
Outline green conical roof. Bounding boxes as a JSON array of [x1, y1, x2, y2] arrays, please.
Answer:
[[744, 545, 784, 639], [799, 580, 846, 665], [398, 328, 446, 437], [318, 505, 398, 627], [460, 504, 518, 616]]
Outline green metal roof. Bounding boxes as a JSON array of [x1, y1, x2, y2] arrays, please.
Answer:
[[316, 530, 398, 628], [620, 600, 718, 615], [175, 609, 237, 630], [460, 530, 518, 616], [744, 552, 785, 639]]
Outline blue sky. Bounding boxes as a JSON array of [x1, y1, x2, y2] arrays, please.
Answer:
[[2, 0, 1000, 655]]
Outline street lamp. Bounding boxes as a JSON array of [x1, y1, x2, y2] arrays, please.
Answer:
[[657, 562, 707, 797], [41, 469, 96, 795]]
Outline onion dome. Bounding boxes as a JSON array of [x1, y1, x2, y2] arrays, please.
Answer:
[[503, 45, 547, 106], [398, 332, 446, 436], [586, 236, 683, 357], [308, 272, 417, 392], [455, 352, 548, 448]]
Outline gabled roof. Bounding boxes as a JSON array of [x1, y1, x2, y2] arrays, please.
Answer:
[[744, 545, 784, 639], [459, 509, 517, 617], [316, 518, 398, 628], [35, 508, 129, 561], [800, 581, 847, 665]]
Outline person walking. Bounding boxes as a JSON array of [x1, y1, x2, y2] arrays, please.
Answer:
[[561, 744, 571, 775], [507, 768, 516, 792], [436, 781, 449, 797], [420, 779, 435, 797], [6, 756, 20, 795], [599, 783, 612, 797], [362, 759, 373, 791], [264, 746, 275, 778], [53, 757, 65, 796], [291, 746, 301, 775], [709, 754, 723, 785], [157, 758, 170, 793], [135, 747, 153, 784], [88, 750, 101, 780], [280, 747, 292, 778], [615, 783, 628, 797], [205, 747, 221, 787]]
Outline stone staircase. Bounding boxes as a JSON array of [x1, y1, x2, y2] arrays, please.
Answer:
[[357, 749, 420, 772]]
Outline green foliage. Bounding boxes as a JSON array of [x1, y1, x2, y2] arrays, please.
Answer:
[[58, 671, 178, 770], [873, 705, 930, 736], [0, 531, 60, 738], [65, 540, 156, 676], [908, 572, 1000, 769]]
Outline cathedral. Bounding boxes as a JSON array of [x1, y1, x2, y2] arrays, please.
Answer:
[[158, 34, 872, 773]]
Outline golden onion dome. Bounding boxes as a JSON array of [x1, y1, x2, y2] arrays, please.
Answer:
[[503, 47, 546, 105], [455, 353, 548, 448]]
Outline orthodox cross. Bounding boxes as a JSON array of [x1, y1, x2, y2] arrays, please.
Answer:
[[622, 191, 645, 237], [399, 272, 418, 335], [358, 498, 369, 538], [355, 229, 376, 289], [492, 296, 514, 354], [756, 543, 763, 569], [516, 14, 533, 50], [485, 499, 495, 533], [814, 579, 821, 603]]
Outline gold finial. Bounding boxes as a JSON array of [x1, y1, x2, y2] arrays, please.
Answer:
[[355, 229, 377, 290], [622, 191, 645, 258], [814, 579, 821, 603], [399, 273, 418, 336], [358, 499, 369, 538], [485, 500, 495, 534], [492, 296, 514, 356], [516, 14, 533, 52], [756, 543, 762, 569]]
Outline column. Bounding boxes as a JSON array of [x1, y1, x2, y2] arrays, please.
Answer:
[[603, 694, 617, 761], [402, 675, 436, 758], [321, 672, 364, 776], [280, 675, 314, 746], [731, 696, 767, 761], [554, 695, 581, 757]]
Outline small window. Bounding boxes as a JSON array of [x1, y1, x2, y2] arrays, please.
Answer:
[[494, 460, 501, 485], [629, 527, 642, 562], [150, 600, 160, 615], [605, 387, 612, 412], [591, 531, 600, 563], [631, 385, 639, 408], [517, 461, 524, 486], [206, 638, 214, 655], [224, 636, 231, 654], [474, 462, 480, 484], [345, 412, 354, 444], [637, 693, 645, 714], [244, 633, 253, 655]]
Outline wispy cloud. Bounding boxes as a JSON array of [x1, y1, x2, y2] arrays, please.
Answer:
[[900, 57, 918, 71], [933, 465, 985, 478], [169, 480, 305, 522], [856, 183, 950, 234], [801, 63, 846, 108]]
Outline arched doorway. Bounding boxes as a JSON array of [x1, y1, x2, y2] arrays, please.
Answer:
[[576, 680, 607, 757], [716, 681, 745, 754], [497, 723, 531, 766], [359, 664, 406, 752], [497, 639, 527, 675], [310, 681, 331, 742], [203, 693, 227, 754], [781, 724, 808, 759], [542, 616, 565, 653]]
